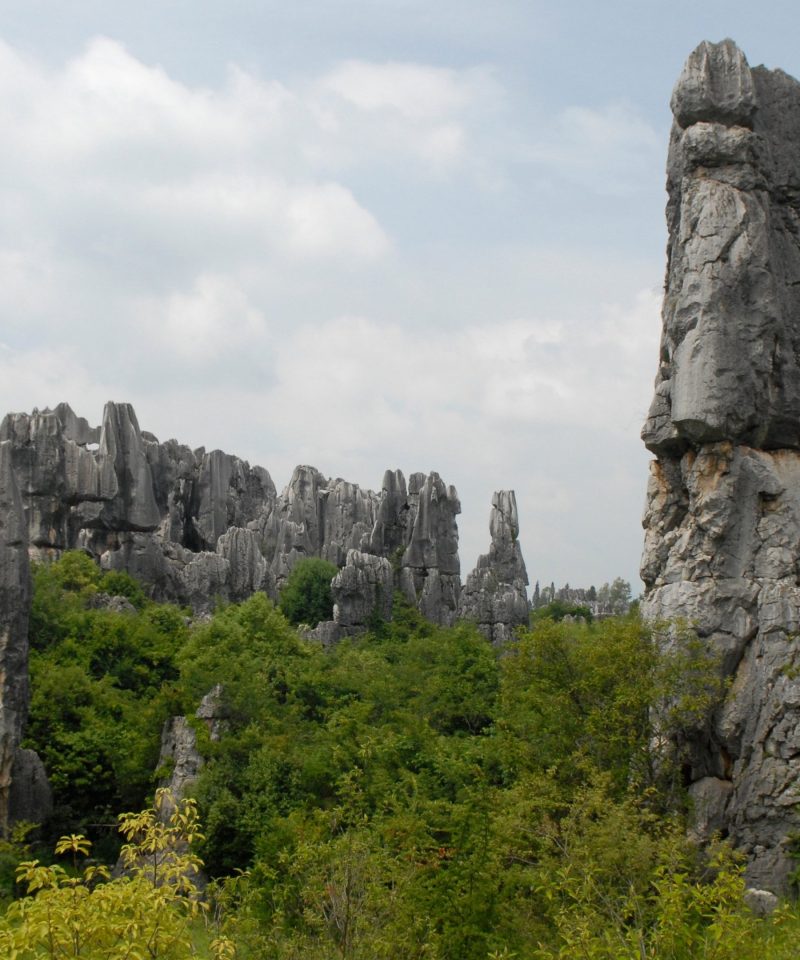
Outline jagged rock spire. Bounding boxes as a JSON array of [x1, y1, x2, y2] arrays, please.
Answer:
[[458, 490, 530, 644]]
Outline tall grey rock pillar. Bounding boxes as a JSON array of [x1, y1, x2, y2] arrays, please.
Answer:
[[641, 39, 800, 892], [399, 472, 461, 626], [459, 490, 530, 643], [0, 441, 31, 833]]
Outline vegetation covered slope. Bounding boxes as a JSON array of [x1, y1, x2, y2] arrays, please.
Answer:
[[7, 553, 799, 959]]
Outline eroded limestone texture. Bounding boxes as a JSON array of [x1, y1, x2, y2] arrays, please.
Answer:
[[0, 402, 477, 627], [459, 490, 530, 643], [332, 549, 394, 631], [641, 39, 800, 891], [157, 686, 227, 816]]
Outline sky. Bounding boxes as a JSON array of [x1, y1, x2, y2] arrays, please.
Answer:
[[0, 2, 798, 593]]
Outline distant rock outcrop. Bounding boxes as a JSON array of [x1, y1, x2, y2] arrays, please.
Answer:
[[0, 400, 535, 817], [0, 402, 533, 633], [459, 491, 530, 643], [641, 39, 800, 892]]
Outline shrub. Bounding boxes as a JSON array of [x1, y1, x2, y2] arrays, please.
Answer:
[[278, 557, 339, 627]]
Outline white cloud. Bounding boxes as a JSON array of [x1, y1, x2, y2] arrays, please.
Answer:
[[136, 174, 389, 262], [284, 182, 389, 259], [525, 101, 660, 195], [134, 274, 268, 363], [322, 60, 478, 120], [0, 37, 393, 273], [316, 60, 501, 172], [264, 287, 661, 465]]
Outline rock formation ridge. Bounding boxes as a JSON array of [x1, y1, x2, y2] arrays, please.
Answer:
[[641, 39, 800, 891], [0, 402, 530, 638]]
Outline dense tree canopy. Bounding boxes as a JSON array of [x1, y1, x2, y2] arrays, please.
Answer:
[[11, 553, 800, 959]]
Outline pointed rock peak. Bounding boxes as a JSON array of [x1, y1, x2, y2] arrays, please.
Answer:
[[381, 468, 407, 497], [53, 403, 99, 445], [671, 39, 756, 129], [458, 488, 529, 643], [642, 43, 800, 892], [100, 401, 145, 454], [98, 401, 160, 531], [288, 464, 326, 490], [489, 490, 519, 544]]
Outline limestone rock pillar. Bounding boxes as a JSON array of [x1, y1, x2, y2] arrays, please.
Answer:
[[641, 39, 800, 891]]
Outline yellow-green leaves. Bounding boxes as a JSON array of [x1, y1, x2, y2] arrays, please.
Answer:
[[0, 791, 223, 959], [54, 834, 92, 858]]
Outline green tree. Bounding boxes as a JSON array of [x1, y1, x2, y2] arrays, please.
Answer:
[[531, 599, 593, 623], [278, 557, 339, 627], [24, 555, 186, 840], [597, 577, 632, 616]]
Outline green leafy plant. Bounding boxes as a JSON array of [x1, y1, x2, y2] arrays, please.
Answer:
[[0, 790, 233, 959], [278, 558, 339, 627]]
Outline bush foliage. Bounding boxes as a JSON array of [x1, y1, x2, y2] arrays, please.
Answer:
[[277, 557, 338, 627]]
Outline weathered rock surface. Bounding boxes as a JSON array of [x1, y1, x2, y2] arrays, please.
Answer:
[[369, 469, 412, 558], [641, 40, 800, 892], [156, 717, 202, 809], [399, 472, 462, 626], [459, 490, 530, 643], [85, 592, 138, 614], [254, 466, 377, 589], [743, 888, 779, 917], [643, 38, 800, 456], [191, 449, 275, 552], [0, 441, 33, 833], [9, 748, 53, 825], [332, 549, 394, 631], [217, 527, 272, 602], [0, 402, 479, 627], [157, 686, 227, 815]]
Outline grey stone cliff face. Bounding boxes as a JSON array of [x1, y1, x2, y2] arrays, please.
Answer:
[[9, 748, 53, 826], [641, 39, 800, 891], [643, 39, 800, 455], [459, 490, 530, 644], [332, 549, 394, 632]]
